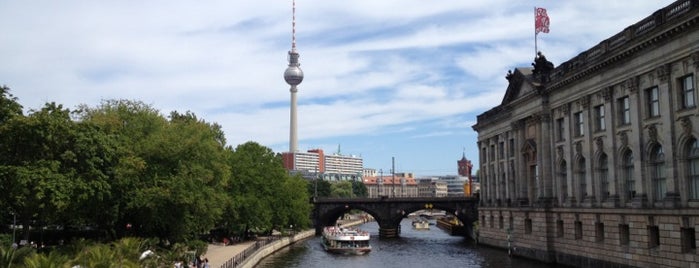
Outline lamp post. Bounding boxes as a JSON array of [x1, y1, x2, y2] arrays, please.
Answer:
[[12, 212, 16, 246]]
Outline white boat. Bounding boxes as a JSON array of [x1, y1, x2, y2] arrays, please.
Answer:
[[412, 218, 430, 230], [321, 226, 371, 255]]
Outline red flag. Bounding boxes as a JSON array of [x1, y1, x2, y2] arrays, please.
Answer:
[[535, 7, 550, 34]]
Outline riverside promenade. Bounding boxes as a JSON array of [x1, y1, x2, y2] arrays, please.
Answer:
[[204, 241, 256, 268], [205, 218, 369, 268]]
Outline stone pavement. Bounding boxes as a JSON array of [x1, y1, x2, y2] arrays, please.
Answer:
[[202, 241, 256, 268]]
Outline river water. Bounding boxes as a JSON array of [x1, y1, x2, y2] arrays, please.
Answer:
[[255, 220, 564, 268]]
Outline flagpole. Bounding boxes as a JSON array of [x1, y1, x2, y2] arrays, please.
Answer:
[[534, 7, 538, 57]]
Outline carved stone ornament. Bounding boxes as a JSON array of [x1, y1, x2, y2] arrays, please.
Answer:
[[575, 141, 583, 154], [510, 120, 524, 131], [680, 117, 692, 136], [619, 131, 628, 147], [625, 77, 639, 93], [647, 124, 658, 143], [692, 52, 699, 68], [656, 64, 670, 82], [601, 86, 613, 102], [579, 95, 590, 109], [595, 137, 604, 152], [557, 146, 564, 159], [561, 103, 570, 116]]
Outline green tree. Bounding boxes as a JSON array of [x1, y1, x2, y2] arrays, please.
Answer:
[[0, 103, 113, 241], [351, 180, 368, 197], [0, 85, 23, 124], [307, 178, 331, 198], [330, 181, 354, 198]]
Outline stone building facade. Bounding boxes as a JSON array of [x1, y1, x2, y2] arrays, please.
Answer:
[[472, 1, 699, 267]]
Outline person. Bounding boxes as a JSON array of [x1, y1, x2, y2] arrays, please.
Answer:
[[203, 258, 210, 268]]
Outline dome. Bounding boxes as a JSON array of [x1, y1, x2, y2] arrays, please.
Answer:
[[284, 66, 304, 86]]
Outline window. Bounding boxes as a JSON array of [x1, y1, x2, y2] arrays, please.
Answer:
[[650, 145, 666, 200], [594, 105, 606, 131], [559, 160, 568, 200], [499, 216, 504, 229], [648, 225, 660, 248], [599, 153, 610, 200], [620, 224, 630, 246], [618, 96, 631, 125], [556, 118, 565, 141], [499, 141, 504, 159], [595, 222, 605, 242], [623, 151, 635, 200], [577, 157, 587, 200], [574, 112, 584, 137], [490, 215, 494, 228], [681, 227, 696, 253], [574, 220, 583, 240], [490, 145, 495, 161], [509, 139, 515, 157], [688, 138, 699, 199], [681, 75, 695, 109], [647, 87, 660, 117], [525, 218, 533, 234], [556, 220, 564, 238]]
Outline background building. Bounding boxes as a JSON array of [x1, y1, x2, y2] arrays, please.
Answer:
[[472, 1, 698, 267], [416, 178, 448, 197], [282, 149, 363, 181], [362, 176, 418, 198]]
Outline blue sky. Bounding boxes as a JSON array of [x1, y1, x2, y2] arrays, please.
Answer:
[[0, 1, 675, 177]]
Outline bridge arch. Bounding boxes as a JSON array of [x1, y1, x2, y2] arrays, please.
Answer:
[[312, 197, 478, 238]]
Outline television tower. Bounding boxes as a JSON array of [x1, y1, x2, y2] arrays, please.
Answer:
[[284, 0, 304, 152]]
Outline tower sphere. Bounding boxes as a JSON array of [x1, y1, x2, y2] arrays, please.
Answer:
[[284, 65, 304, 86]]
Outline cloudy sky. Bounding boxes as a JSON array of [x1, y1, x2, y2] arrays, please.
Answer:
[[0, 1, 675, 176]]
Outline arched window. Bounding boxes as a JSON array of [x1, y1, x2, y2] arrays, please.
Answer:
[[650, 145, 666, 200], [688, 138, 699, 199], [623, 151, 635, 200], [559, 160, 568, 200], [577, 157, 587, 200], [598, 153, 609, 200]]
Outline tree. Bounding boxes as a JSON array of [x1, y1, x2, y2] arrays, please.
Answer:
[[0, 85, 23, 124], [351, 180, 368, 197], [307, 178, 331, 198], [0, 103, 114, 241], [77, 101, 230, 242], [330, 181, 354, 198]]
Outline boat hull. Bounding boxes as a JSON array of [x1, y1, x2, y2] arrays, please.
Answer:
[[321, 226, 372, 255]]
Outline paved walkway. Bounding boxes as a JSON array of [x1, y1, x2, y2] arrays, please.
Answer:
[[203, 241, 256, 268]]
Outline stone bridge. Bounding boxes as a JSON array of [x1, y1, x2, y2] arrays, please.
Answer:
[[311, 196, 479, 238]]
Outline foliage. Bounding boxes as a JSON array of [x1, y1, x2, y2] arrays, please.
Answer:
[[224, 142, 311, 235], [330, 181, 354, 198], [351, 180, 368, 197], [0, 85, 23, 124], [0, 94, 319, 261], [307, 179, 331, 198]]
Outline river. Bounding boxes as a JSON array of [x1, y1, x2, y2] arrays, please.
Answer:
[[255, 219, 566, 268]]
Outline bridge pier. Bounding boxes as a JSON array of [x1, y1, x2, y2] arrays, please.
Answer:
[[379, 226, 400, 238]]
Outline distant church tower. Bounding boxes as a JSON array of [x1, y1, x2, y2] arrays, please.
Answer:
[[458, 151, 474, 196], [284, 0, 304, 152], [457, 151, 472, 177]]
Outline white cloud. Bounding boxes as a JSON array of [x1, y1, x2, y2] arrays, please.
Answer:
[[0, 0, 677, 175]]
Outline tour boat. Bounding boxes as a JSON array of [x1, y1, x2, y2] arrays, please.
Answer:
[[321, 226, 371, 255], [412, 218, 430, 230]]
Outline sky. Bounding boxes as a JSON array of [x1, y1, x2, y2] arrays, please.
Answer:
[[0, 1, 676, 177]]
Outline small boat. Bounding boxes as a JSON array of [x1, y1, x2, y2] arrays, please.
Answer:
[[321, 226, 371, 255], [412, 218, 430, 230]]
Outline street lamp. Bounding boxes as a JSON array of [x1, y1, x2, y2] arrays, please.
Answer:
[[12, 212, 16, 247]]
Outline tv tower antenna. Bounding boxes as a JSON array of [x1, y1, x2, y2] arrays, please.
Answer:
[[284, 0, 304, 153]]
